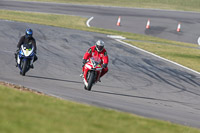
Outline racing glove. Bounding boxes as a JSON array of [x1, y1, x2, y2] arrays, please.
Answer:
[[82, 59, 87, 67], [15, 49, 20, 57], [103, 64, 107, 68], [16, 49, 20, 53]]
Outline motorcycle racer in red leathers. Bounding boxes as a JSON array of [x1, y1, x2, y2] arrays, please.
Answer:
[[81, 40, 109, 81]]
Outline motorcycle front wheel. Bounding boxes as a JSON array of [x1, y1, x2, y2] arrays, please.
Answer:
[[21, 59, 28, 76], [87, 71, 95, 91]]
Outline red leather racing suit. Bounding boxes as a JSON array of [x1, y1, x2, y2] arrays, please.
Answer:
[[82, 45, 109, 78]]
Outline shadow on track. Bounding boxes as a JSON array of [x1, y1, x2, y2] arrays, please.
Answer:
[[26, 75, 82, 84], [92, 90, 189, 104], [27, 75, 121, 89]]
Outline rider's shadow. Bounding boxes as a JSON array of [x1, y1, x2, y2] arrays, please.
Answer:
[[26, 75, 121, 89], [26, 75, 82, 84]]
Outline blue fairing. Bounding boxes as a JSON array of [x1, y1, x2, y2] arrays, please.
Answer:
[[30, 52, 35, 57], [18, 49, 35, 72], [19, 50, 24, 58]]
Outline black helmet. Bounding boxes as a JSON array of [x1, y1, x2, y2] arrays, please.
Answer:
[[95, 40, 104, 52], [25, 29, 33, 38]]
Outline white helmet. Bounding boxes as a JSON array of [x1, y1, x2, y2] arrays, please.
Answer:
[[95, 40, 104, 52]]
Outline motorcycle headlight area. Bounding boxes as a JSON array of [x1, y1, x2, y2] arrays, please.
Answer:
[[85, 64, 92, 69]]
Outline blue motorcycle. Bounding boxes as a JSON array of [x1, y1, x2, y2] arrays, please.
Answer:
[[17, 43, 35, 76]]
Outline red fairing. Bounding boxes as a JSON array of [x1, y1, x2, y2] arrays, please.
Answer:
[[82, 56, 104, 90], [83, 58, 102, 81], [83, 45, 109, 64], [81, 46, 109, 90]]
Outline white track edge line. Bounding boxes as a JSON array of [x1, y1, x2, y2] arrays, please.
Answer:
[[86, 17, 94, 27], [116, 39, 200, 76], [198, 36, 200, 46]]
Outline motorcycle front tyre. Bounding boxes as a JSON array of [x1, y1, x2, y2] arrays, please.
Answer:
[[21, 59, 28, 76], [87, 71, 95, 91]]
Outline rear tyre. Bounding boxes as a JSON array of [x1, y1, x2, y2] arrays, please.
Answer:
[[87, 71, 95, 91]]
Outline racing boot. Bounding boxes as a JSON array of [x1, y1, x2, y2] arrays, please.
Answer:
[[30, 59, 34, 69], [30, 64, 34, 69], [80, 73, 83, 78], [15, 50, 19, 67]]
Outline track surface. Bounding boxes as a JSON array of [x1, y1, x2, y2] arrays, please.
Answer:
[[0, 0, 200, 128], [0, 21, 200, 128], [1, 0, 200, 44]]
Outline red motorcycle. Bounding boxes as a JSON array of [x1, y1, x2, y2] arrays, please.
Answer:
[[82, 56, 103, 91]]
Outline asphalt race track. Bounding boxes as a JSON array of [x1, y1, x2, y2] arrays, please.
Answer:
[[0, 0, 200, 128], [1, 0, 200, 44]]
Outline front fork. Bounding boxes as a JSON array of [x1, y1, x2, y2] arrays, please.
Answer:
[[96, 70, 102, 82], [30, 57, 34, 65]]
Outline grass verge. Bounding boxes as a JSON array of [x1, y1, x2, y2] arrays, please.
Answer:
[[125, 41, 200, 72], [19, 0, 200, 12], [1, 83, 200, 133], [0, 9, 200, 132], [0, 10, 199, 73]]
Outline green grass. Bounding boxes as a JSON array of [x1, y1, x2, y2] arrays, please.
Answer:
[[20, 0, 200, 12], [125, 41, 200, 72], [0, 10, 87, 29], [1, 85, 200, 133], [0, 10, 199, 73], [0, 7, 200, 133]]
